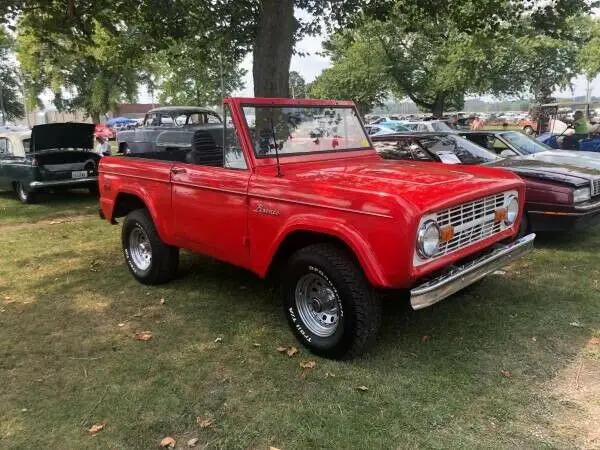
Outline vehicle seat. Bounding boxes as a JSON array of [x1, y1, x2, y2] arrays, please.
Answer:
[[185, 131, 224, 167]]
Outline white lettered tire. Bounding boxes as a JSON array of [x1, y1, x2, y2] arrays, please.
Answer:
[[122, 209, 179, 285], [281, 244, 382, 359]]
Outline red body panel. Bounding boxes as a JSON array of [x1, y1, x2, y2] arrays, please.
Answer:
[[99, 97, 525, 290]]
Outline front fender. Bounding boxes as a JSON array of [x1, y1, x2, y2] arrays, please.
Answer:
[[257, 214, 391, 288]]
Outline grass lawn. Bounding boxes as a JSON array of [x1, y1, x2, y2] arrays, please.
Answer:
[[1, 193, 599, 449]]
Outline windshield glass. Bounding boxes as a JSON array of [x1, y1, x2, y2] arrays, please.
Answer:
[[390, 123, 410, 132], [431, 121, 454, 132], [242, 105, 370, 157], [501, 131, 549, 154], [420, 135, 499, 164]]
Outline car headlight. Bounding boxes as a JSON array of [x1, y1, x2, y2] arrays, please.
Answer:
[[417, 220, 440, 258], [573, 187, 591, 203], [504, 195, 519, 226]]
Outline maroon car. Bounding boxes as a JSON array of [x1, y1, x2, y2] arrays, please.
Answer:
[[372, 133, 600, 234]]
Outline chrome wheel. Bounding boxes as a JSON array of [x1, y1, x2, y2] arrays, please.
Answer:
[[129, 225, 152, 271], [295, 272, 340, 337]]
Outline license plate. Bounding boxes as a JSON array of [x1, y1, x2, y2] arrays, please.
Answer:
[[71, 170, 88, 179]]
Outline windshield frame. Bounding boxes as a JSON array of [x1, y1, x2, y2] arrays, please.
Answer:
[[240, 103, 372, 159]]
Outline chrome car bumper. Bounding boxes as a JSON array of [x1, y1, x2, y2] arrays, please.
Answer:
[[410, 233, 536, 310], [29, 176, 98, 188]]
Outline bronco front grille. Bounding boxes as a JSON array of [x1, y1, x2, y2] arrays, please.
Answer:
[[415, 191, 515, 265], [591, 179, 600, 197]]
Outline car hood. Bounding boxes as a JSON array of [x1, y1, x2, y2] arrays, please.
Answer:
[[31, 123, 95, 151], [486, 153, 600, 187], [269, 157, 522, 217]]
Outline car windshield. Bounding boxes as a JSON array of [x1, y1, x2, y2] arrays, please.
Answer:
[[431, 121, 454, 132], [390, 123, 410, 132], [243, 105, 370, 157], [500, 131, 550, 154], [419, 134, 499, 164]]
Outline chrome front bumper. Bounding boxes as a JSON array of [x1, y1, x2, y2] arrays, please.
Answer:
[[30, 176, 98, 188], [410, 233, 536, 310]]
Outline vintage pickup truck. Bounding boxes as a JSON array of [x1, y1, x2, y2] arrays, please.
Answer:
[[99, 97, 535, 359]]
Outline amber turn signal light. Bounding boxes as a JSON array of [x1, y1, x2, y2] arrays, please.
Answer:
[[440, 225, 455, 243], [494, 208, 507, 223]]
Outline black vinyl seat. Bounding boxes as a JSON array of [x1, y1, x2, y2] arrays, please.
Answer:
[[186, 130, 224, 166]]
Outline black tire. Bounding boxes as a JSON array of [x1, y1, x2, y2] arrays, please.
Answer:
[[121, 208, 179, 285], [523, 126, 534, 136], [15, 182, 36, 204], [280, 244, 382, 360]]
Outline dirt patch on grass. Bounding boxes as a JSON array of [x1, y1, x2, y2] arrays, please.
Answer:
[[551, 336, 600, 449]]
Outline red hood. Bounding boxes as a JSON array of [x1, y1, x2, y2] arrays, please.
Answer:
[[251, 156, 524, 219]]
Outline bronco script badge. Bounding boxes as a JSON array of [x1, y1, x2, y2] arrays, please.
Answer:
[[255, 201, 280, 216]]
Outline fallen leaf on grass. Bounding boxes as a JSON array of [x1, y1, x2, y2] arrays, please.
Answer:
[[286, 347, 298, 357], [160, 436, 176, 448], [300, 361, 316, 369], [570, 321, 584, 328], [196, 417, 215, 428], [160, 298, 165, 305], [276, 346, 287, 353], [118, 323, 125, 327], [214, 337, 223, 343], [3, 298, 15, 305], [187, 437, 199, 447], [88, 423, 105, 435], [502, 370, 511, 377], [356, 385, 369, 392], [492, 270, 506, 276], [253, 343, 261, 347], [589, 337, 600, 345], [325, 372, 336, 379], [134, 331, 152, 341], [270, 447, 282, 450]]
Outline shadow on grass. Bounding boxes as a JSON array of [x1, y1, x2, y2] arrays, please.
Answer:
[[0, 189, 98, 224]]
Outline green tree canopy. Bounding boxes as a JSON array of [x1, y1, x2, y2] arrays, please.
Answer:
[[579, 17, 600, 81], [289, 71, 308, 98], [0, 26, 24, 124], [309, 31, 390, 115], [316, 0, 594, 116]]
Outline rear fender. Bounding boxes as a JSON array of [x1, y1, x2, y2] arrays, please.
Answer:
[[109, 188, 170, 242]]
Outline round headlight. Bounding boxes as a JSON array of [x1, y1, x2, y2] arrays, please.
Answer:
[[505, 195, 519, 225], [417, 220, 440, 258]]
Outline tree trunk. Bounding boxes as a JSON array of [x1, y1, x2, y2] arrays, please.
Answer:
[[431, 94, 445, 118], [253, 0, 296, 97]]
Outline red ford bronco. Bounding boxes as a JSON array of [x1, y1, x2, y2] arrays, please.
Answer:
[[99, 98, 535, 359]]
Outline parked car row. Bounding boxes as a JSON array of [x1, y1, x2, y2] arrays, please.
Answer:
[[5, 98, 598, 362]]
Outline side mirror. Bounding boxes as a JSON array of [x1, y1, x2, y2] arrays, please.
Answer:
[[500, 149, 516, 158]]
